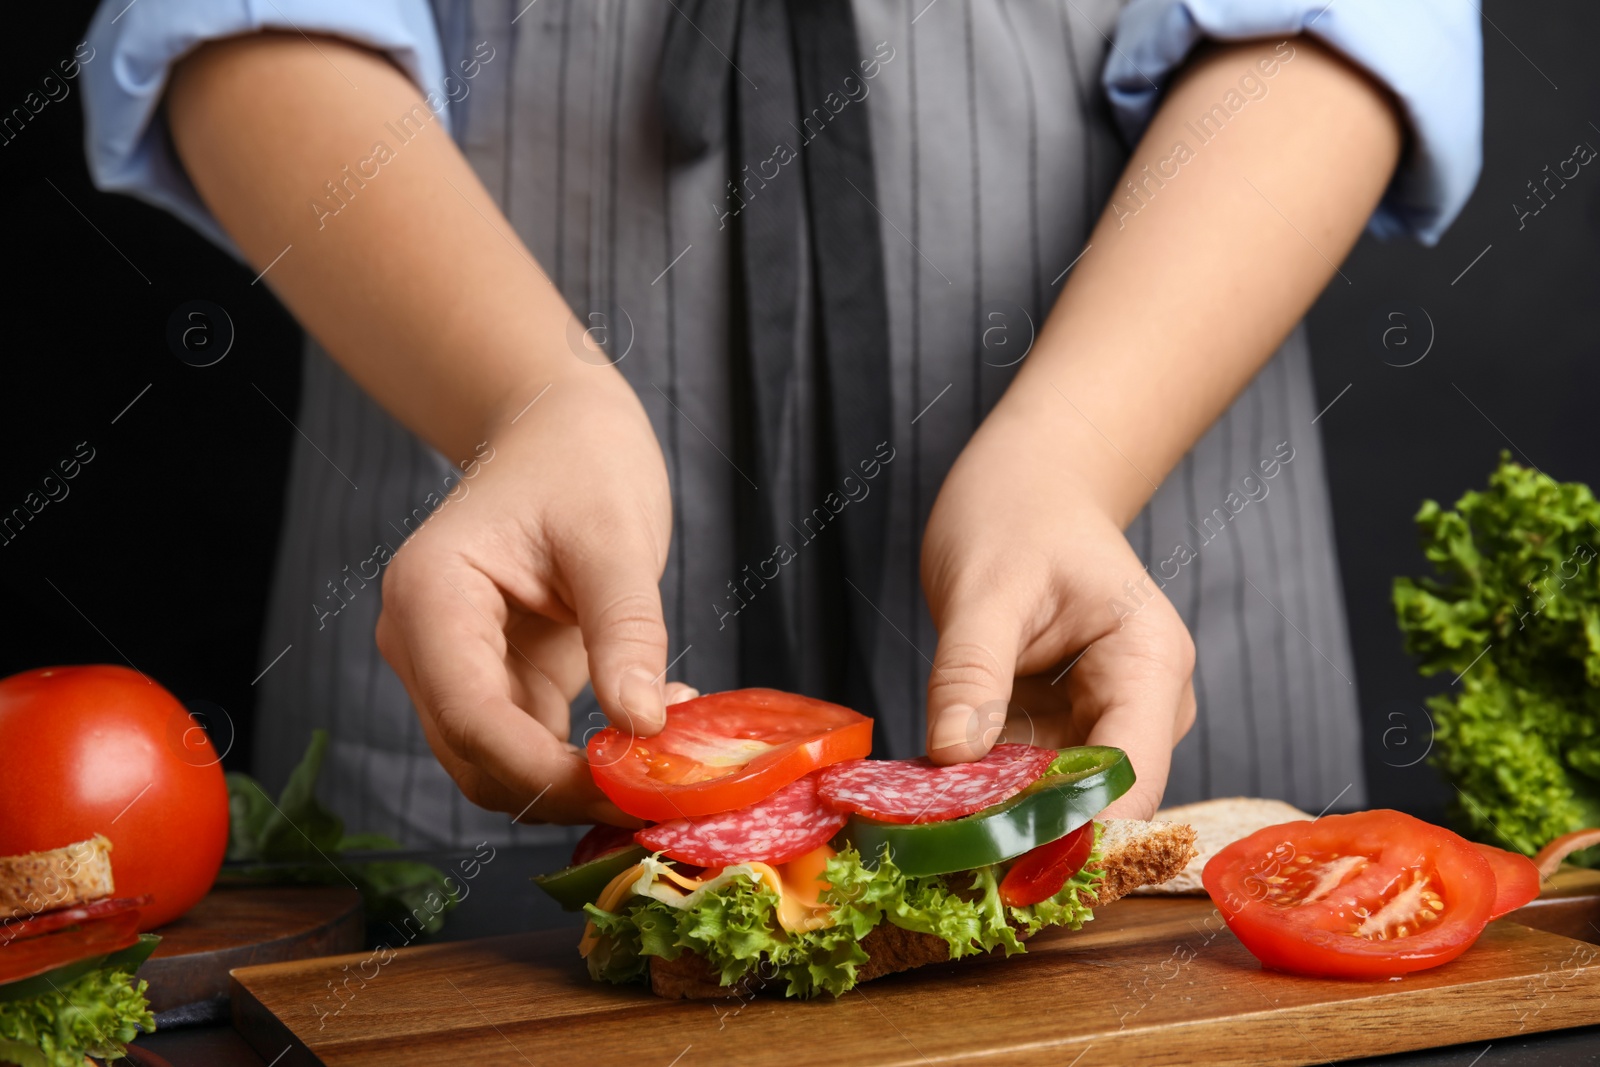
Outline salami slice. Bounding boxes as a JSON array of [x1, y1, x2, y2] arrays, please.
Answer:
[[635, 773, 849, 867], [816, 743, 1058, 824], [1, 895, 152, 946]]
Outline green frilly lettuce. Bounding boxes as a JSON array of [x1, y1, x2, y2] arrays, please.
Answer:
[[584, 827, 1105, 999], [1393, 455, 1600, 857], [0, 966, 155, 1067]]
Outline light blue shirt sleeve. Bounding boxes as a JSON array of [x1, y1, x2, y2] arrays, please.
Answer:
[[1102, 0, 1483, 245], [81, 0, 449, 256]]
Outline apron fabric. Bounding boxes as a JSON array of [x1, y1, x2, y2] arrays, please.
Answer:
[[254, 0, 1366, 848]]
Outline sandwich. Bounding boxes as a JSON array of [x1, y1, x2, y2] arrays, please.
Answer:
[[0, 835, 158, 1067], [535, 688, 1196, 999]]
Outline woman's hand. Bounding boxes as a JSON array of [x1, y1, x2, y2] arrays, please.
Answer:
[[918, 35, 1403, 819], [169, 33, 705, 825], [920, 410, 1196, 820], [375, 376, 681, 825]]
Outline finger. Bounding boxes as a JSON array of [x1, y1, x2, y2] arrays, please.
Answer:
[[561, 540, 670, 736], [417, 710, 637, 825], [379, 560, 609, 822], [1079, 664, 1190, 821], [502, 613, 589, 737], [1086, 712, 1174, 821], [925, 598, 1022, 765], [665, 681, 700, 705], [1173, 677, 1198, 744]]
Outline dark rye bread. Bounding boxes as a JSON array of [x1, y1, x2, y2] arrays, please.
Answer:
[[648, 818, 1198, 999]]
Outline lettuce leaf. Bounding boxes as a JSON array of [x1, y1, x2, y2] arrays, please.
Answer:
[[0, 965, 155, 1067], [583, 827, 1105, 999], [1394, 456, 1600, 858]]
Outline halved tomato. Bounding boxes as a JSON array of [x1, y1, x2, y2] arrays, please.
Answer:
[[0, 895, 152, 947], [587, 689, 872, 821], [1472, 842, 1542, 920], [1203, 810, 1497, 980], [0, 909, 143, 986]]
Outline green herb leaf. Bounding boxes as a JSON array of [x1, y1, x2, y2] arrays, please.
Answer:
[[224, 730, 460, 934], [260, 729, 345, 858]]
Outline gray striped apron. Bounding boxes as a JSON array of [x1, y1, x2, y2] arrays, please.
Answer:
[[254, 0, 1366, 848]]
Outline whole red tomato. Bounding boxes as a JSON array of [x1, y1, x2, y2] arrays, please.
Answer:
[[0, 665, 230, 931]]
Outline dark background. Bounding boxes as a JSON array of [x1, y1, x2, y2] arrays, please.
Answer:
[[1, 3, 1594, 820]]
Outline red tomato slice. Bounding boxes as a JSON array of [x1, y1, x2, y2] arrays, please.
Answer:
[[1472, 842, 1542, 920], [1203, 810, 1497, 980], [999, 823, 1094, 907], [588, 689, 873, 821], [0, 895, 153, 947], [0, 909, 143, 985], [570, 824, 638, 866]]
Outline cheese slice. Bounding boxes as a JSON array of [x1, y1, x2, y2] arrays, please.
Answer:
[[579, 861, 647, 957], [579, 847, 837, 958]]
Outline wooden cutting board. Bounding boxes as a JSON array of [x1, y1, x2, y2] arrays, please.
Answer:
[[230, 890, 1600, 1067]]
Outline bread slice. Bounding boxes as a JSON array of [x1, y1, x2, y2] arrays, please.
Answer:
[[649, 818, 1197, 999], [0, 835, 115, 920], [1135, 796, 1311, 895]]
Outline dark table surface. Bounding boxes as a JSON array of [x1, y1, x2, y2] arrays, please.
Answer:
[[131, 844, 1600, 1067]]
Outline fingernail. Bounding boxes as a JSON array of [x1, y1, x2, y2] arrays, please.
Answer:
[[618, 667, 665, 732], [929, 705, 976, 756]]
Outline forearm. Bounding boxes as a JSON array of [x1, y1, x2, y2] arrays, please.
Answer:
[[168, 33, 601, 462], [997, 36, 1401, 526]]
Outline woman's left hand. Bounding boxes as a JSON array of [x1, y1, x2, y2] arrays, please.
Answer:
[[919, 410, 1197, 820]]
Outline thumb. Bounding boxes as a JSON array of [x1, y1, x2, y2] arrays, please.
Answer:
[[925, 599, 1021, 764], [567, 547, 670, 737]]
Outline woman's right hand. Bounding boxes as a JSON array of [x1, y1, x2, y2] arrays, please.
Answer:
[[167, 32, 690, 824], [375, 374, 678, 825]]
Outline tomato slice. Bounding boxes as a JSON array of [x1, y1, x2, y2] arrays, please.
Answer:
[[999, 823, 1094, 907], [0, 896, 153, 947], [0, 909, 143, 986], [587, 689, 873, 821], [1472, 842, 1542, 920], [571, 824, 639, 866], [1203, 810, 1497, 980]]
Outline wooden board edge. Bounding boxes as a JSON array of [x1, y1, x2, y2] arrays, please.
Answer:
[[231, 972, 325, 1067], [1055, 940, 1600, 1067], [224, 918, 1600, 1067], [998, 1009, 1595, 1067]]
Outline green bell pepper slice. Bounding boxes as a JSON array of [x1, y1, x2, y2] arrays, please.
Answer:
[[836, 746, 1134, 877], [532, 844, 650, 911]]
